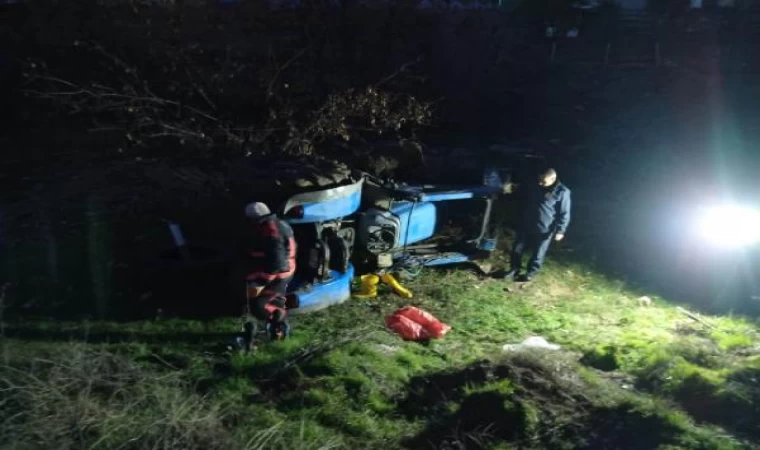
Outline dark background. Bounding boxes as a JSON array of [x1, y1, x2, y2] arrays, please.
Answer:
[[2, 0, 760, 317]]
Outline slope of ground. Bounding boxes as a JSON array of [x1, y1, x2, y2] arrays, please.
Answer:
[[2, 253, 758, 449], [3, 4, 760, 449]]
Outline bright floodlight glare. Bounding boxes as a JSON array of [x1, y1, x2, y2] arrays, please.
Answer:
[[697, 205, 760, 248]]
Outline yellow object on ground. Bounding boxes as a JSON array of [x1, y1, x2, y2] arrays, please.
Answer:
[[380, 273, 413, 299], [354, 274, 380, 298]]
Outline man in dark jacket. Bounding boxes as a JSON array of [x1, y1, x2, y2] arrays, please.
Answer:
[[244, 201, 297, 294], [244, 202, 297, 339], [506, 168, 571, 282]]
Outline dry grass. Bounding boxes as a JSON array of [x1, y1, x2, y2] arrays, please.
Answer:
[[0, 344, 236, 450], [1, 262, 758, 449]]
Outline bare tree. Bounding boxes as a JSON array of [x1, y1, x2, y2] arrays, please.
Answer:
[[19, 2, 434, 161]]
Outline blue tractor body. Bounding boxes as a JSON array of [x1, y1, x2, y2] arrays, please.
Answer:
[[392, 201, 438, 247], [276, 178, 364, 315], [281, 179, 364, 224], [276, 168, 511, 313], [354, 173, 507, 273]]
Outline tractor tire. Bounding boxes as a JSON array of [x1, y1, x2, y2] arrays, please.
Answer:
[[226, 158, 356, 208]]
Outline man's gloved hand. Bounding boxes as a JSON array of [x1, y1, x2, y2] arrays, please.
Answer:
[[554, 233, 565, 242]]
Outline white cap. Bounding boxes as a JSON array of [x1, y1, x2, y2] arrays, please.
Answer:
[[244, 202, 271, 219]]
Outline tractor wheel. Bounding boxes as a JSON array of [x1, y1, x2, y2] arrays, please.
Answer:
[[227, 158, 356, 206]]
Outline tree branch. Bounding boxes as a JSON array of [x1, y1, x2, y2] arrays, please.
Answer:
[[266, 46, 311, 99]]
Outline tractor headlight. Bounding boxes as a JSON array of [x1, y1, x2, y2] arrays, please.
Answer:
[[696, 204, 760, 248]]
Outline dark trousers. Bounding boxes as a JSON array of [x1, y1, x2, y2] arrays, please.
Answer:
[[510, 230, 554, 275], [246, 275, 292, 322], [252, 295, 288, 323], [258, 277, 291, 296]]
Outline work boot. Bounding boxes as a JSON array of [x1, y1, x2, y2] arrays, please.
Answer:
[[242, 321, 257, 351], [266, 320, 290, 341], [230, 321, 257, 354], [380, 273, 413, 298], [494, 268, 520, 280], [517, 273, 536, 282], [354, 274, 380, 298]]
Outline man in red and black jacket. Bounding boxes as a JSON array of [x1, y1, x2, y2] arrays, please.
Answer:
[[244, 202, 297, 339]]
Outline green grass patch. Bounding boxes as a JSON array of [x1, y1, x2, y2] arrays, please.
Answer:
[[713, 331, 755, 351], [2, 259, 759, 449]]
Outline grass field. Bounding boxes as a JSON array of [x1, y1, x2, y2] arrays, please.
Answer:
[[2, 243, 759, 450], [4, 2, 760, 448]]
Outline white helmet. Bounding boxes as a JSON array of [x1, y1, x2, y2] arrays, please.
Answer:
[[244, 202, 271, 219]]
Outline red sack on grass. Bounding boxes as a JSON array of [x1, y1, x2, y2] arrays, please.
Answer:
[[385, 314, 431, 341], [385, 306, 451, 341], [396, 306, 452, 338]]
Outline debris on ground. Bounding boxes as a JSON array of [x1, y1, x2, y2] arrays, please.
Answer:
[[503, 336, 561, 352], [637, 296, 653, 307], [504, 280, 533, 292], [375, 344, 401, 355], [677, 306, 716, 330], [470, 261, 493, 276]]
